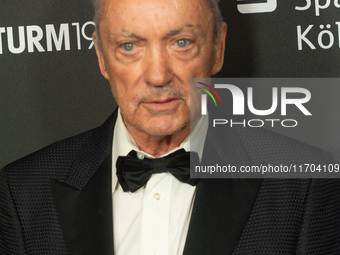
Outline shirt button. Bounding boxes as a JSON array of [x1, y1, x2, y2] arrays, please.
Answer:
[[137, 152, 144, 160], [154, 193, 161, 201]]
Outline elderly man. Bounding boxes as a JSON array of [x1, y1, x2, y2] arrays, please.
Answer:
[[1, 0, 340, 254]]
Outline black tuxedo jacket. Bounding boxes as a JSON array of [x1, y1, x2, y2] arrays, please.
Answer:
[[1, 108, 340, 254]]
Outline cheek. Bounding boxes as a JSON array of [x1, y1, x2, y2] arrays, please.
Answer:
[[110, 81, 135, 109], [175, 49, 215, 79], [107, 63, 143, 103]]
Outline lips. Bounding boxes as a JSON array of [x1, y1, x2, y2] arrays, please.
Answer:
[[143, 98, 180, 111], [147, 97, 177, 103]]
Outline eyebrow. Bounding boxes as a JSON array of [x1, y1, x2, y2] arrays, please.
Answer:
[[164, 24, 196, 37], [111, 24, 205, 41], [113, 30, 143, 40]]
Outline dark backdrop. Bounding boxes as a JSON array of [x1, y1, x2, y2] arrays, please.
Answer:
[[1, 0, 340, 167]]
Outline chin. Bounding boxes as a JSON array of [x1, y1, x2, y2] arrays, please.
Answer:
[[137, 118, 189, 137]]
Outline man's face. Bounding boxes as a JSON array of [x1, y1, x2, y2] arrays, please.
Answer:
[[94, 0, 226, 137]]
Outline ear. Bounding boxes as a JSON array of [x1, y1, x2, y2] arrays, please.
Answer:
[[93, 31, 110, 80], [212, 22, 227, 75]]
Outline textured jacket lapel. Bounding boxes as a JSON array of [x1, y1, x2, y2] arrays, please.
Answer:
[[50, 154, 113, 255], [184, 110, 263, 255], [50, 110, 118, 255]]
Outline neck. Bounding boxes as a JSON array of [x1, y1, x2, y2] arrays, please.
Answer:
[[125, 124, 190, 158]]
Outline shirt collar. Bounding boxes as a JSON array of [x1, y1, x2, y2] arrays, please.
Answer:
[[112, 108, 208, 192]]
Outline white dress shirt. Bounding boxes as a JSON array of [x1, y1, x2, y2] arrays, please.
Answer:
[[112, 109, 208, 255]]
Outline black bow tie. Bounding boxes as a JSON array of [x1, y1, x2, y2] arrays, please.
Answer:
[[116, 149, 199, 192]]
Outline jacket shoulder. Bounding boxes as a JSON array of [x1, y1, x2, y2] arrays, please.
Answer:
[[3, 110, 118, 181], [235, 126, 333, 164], [3, 128, 95, 181]]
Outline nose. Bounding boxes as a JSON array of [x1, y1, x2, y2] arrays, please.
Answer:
[[143, 45, 174, 87]]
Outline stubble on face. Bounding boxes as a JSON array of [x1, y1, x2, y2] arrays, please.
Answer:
[[94, 0, 226, 155], [114, 81, 190, 136]]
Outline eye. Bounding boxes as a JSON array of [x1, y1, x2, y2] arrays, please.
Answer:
[[176, 39, 190, 48], [122, 43, 135, 51]]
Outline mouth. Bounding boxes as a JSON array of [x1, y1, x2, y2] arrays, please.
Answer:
[[142, 97, 181, 111]]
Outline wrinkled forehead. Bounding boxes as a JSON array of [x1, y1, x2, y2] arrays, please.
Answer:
[[99, 0, 214, 36]]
